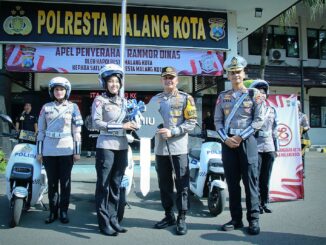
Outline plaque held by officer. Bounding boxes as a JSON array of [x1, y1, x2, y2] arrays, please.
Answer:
[[214, 55, 266, 235]]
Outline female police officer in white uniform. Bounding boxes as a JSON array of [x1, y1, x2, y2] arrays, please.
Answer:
[[37, 77, 83, 224], [249, 80, 279, 214], [92, 64, 137, 236]]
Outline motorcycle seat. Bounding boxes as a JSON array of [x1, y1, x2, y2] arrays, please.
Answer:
[[189, 148, 201, 160]]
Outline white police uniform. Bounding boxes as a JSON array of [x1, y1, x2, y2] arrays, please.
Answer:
[[257, 106, 279, 153], [256, 104, 279, 210], [37, 100, 83, 156], [91, 93, 128, 150], [92, 91, 130, 233], [37, 96, 83, 222], [214, 56, 265, 229]]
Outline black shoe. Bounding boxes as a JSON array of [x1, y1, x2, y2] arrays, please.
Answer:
[[262, 205, 272, 213], [248, 220, 260, 235], [176, 215, 187, 235], [154, 214, 176, 229], [100, 226, 119, 236], [110, 218, 128, 233], [60, 211, 69, 224], [259, 206, 264, 214], [221, 220, 244, 231], [45, 212, 58, 224]]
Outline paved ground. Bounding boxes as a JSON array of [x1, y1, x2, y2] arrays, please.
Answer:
[[0, 151, 326, 245]]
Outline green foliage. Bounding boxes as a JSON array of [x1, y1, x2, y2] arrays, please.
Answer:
[[280, 0, 325, 26], [0, 149, 7, 173]]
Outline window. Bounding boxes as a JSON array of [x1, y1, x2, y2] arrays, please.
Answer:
[[309, 96, 326, 128], [307, 29, 326, 60], [248, 25, 299, 58]]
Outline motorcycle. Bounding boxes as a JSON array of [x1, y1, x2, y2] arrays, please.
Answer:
[[188, 129, 227, 216], [0, 114, 48, 227]]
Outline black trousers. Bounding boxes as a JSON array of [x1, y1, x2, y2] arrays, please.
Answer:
[[95, 148, 128, 229], [222, 135, 260, 222], [155, 154, 189, 213], [258, 152, 276, 205], [43, 155, 74, 213]]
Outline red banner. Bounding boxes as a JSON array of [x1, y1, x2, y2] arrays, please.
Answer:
[[268, 94, 304, 202]]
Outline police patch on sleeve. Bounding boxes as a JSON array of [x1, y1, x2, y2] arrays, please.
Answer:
[[184, 96, 197, 119], [254, 91, 265, 104]]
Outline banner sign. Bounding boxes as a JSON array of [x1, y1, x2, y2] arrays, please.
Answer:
[[0, 1, 228, 49], [268, 94, 304, 202], [5, 44, 224, 76]]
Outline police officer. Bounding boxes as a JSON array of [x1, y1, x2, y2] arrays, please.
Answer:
[[92, 64, 137, 236], [152, 66, 197, 235], [214, 56, 265, 235], [249, 80, 279, 214], [37, 77, 83, 224], [15, 102, 38, 133]]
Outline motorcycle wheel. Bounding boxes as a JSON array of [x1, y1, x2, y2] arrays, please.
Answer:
[[9, 198, 24, 228], [117, 188, 126, 222], [208, 187, 226, 217]]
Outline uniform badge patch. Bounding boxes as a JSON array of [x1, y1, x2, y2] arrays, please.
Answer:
[[95, 100, 102, 108], [255, 94, 264, 104]]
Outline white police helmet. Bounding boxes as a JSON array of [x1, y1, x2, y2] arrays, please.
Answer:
[[223, 55, 247, 71], [48, 77, 71, 100], [98, 64, 123, 90], [249, 79, 270, 95]]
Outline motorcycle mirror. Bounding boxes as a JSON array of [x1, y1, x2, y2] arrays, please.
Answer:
[[0, 113, 14, 127]]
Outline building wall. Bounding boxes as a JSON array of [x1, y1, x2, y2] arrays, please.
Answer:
[[240, 3, 326, 145], [241, 3, 326, 68]]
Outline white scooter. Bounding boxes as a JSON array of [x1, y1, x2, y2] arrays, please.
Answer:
[[0, 114, 48, 228], [189, 129, 227, 216]]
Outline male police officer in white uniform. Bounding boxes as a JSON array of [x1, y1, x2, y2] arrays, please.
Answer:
[[152, 66, 197, 235], [214, 56, 265, 235]]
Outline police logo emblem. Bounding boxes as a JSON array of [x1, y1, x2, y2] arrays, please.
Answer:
[[3, 6, 32, 35], [231, 57, 238, 66], [208, 18, 226, 42], [21, 144, 32, 153]]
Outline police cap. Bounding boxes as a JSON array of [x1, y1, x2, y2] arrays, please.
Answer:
[[161, 66, 177, 77], [223, 55, 247, 72]]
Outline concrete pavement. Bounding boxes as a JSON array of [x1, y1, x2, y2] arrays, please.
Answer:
[[0, 151, 326, 245]]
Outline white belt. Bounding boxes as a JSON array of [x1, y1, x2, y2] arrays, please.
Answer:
[[100, 129, 126, 137], [45, 131, 71, 138], [257, 131, 271, 137], [229, 128, 243, 135]]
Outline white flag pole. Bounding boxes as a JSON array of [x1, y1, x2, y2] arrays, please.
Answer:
[[140, 137, 151, 196], [120, 0, 127, 98]]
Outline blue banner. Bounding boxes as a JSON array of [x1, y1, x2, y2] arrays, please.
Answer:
[[0, 1, 228, 49]]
